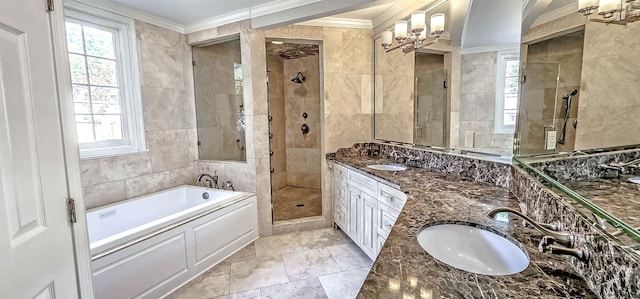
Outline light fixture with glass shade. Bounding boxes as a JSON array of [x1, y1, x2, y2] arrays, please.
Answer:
[[577, 0, 640, 25], [381, 11, 446, 54]]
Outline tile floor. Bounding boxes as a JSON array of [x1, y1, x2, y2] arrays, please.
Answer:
[[166, 228, 372, 299], [272, 186, 323, 221]]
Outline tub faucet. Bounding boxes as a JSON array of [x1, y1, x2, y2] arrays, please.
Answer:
[[486, 207, 575, 248], [222, 180, 235, 191], [196, 173, 218, 189]]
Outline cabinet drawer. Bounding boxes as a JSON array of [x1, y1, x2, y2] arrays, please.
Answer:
[[333, 163, 348, 183], [378, 183, 407, 212], [377, 203, 399, 238], [334, 183, 347, 205], [334, 204, 347, 229], [348, 170, 377, 197]]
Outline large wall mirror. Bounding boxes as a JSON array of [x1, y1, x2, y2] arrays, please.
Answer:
[[373, 0, 522, 158], [518, 0, 640, 249], [192, 36, 247, 162]]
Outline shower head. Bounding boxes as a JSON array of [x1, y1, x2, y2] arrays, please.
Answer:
[[569, 89, 578, 96], [291, 72, 305, 84]]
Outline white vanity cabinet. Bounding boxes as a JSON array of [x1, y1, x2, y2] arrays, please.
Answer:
[[332, 163, 407, 260]]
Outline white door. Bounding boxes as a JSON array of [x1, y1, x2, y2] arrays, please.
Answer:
[[0, 0, 79, 298]]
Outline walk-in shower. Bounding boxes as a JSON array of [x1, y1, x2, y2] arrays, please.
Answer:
[[265, 41, 322, 222]]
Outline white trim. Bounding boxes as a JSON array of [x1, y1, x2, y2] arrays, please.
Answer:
[[66, 0, 185, 33], [184, 9, 251, 34], [64, 2, 147, 159], [251, 0, 323, 18], [48, 0, 94, 297], [531, 2, 577, 27], [296, 17, 373, 29], [461, 43, 521, 54]]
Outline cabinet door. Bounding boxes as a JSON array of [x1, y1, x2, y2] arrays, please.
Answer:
[[361, 193, 378, 260], [347, 187, 361, 242]]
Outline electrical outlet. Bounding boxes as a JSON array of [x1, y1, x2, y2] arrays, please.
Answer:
[[464, 131, 475, 147], [545, 130, 557, 150]]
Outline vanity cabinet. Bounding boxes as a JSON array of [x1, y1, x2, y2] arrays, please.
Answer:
[[332, 163, 407, 260]]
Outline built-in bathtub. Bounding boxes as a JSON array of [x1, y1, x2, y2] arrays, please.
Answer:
[[86, 185, 258, 299]]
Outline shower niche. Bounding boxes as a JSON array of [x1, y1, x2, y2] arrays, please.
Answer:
[[192, 36, 246, 161], [266, 40, 322, 222]]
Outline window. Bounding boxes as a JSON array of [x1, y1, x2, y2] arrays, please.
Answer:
[[64, 3, 145, 158], [494, 49, 520, 134]]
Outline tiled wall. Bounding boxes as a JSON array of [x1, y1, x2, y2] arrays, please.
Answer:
[[414, 53, 446, 147], [520, 32, 584, 154], [373, 37, 414, 143], [192, 41, 245, 161], [80, 21, 197, 210], [283, 55, 321, 189], [267, 54, 287, 191], [459, 52, 513, 155], [575, 21, 640, 149]]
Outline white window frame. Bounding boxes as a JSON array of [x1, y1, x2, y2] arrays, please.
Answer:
[[494, 49, 520, 134], [65, 1, 146, 159]]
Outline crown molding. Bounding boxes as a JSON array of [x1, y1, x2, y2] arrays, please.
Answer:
[[69, 0, 185, 33], [296, 17, 373, 29], [460, 43, 520, 54], [251, 0, 323, 18], [184, 9, 251, 33], [531, 2, 577, 27]]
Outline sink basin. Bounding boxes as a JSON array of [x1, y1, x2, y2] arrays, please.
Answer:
[[366, 164, 407, 171], [417, 224, 529, 275]]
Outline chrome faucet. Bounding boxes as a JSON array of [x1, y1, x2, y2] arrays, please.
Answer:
[[196, 172, 218, 189], [486, 207, 576, 248], [538, 236, 590, 261], [389, 150, 418, 163], [222, 180, 235, 191]]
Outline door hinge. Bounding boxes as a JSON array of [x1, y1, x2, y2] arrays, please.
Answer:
[[67, 198, 77, 223], [443, 80, 448, 89], [46, 0, 54, 12]]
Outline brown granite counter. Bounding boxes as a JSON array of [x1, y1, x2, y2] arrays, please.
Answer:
[[329, 155, 596, 298]]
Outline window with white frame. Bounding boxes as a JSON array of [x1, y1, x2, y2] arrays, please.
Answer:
[[494, 49, 520, 134], [64, 4, 145, 158]]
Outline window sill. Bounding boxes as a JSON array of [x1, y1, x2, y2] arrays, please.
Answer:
[[80, 148, 149, 160]]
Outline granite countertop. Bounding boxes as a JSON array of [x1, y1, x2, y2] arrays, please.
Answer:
[[329, 155, 596, 298]]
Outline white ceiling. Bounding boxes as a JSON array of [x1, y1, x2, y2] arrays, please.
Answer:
[[461, 0, 522, 49]]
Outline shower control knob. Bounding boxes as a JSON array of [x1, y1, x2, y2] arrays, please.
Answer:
[[269, 133, 273, 138], [268, 115, 273, 121], [270, 151, 274, 156], [270, 168, 275, 173], [302, 112, 308, 119], [236, 139, 240, 143]]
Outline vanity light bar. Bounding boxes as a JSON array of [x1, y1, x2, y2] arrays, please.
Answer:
[[381, 12, 445, 54]]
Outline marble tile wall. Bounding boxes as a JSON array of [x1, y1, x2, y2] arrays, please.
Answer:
[[80, 21, 197, 209], [520, 32, 584, 154], [373, 37, 414, 144], [575, 21, 640, 149], [414, 53, 446, 147], [284, 55, 321, 189], [459, 52, 513, 156], [267, 55, 287, 191], [192, 41, 246, 161], [510, 166, 640, 299]]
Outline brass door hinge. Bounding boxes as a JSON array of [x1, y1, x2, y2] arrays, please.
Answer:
[[67, 198, 77, 223]]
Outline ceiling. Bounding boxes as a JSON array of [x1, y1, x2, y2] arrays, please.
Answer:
[[461, 0, 522, 49]]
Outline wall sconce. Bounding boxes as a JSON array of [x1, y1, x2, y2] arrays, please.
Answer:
[[578, 0, 640, 25], [381, 12, 445, 54]]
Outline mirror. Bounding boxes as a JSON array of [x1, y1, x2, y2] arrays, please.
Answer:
[[373, 0, 521, 157], [192, 37, 246, 161], [518, 0, 640, 247]]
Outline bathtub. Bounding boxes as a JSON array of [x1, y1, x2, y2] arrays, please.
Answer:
[[87, 185, 258, 299]]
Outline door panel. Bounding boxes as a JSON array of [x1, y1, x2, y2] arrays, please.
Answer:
[[0, 0, 79, 297]]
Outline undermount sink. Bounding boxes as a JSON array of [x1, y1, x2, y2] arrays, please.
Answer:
[[417, 224, 529, 275], [366, 164, 407, 171]]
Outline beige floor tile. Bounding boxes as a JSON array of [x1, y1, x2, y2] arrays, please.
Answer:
[[213, 289, 262, 299], [296, 228, 349, 250], [282, 248, 342, 281], [273, 186, 322, 221], [318, 267, 370, 299], [226, 242, 257, 263], [260, 277, 328, 299], [254, 233, 303, 257], [229, 256, 289, 293], [326, 243, 372, 271], [166, 274, 229, 299]]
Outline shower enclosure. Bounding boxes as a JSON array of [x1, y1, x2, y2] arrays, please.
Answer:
[[266, 41, 322, 222], [414, 52, 447, 147]]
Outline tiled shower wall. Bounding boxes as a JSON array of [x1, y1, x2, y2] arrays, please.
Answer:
[[458, 52, 513, 155], [519, 32, 583, 154], [267, 55, 287, 191], [283, 55, 321, 189], [414, 53, 446, 147], [80, 21, 197, 210]]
